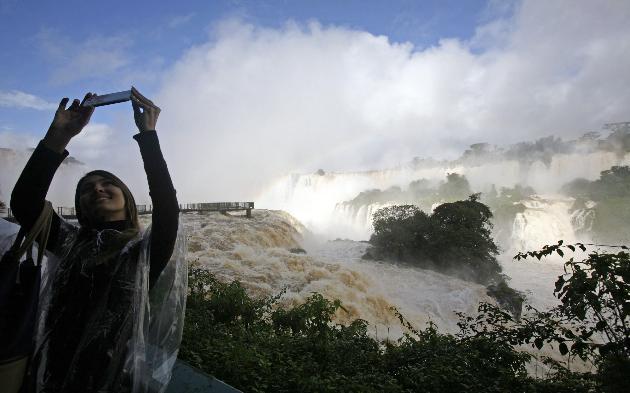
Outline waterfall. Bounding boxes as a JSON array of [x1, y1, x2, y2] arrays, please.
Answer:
[[570, 201, 596, 232], [509, 195, 582, 253], [258, 149, 629, 242], [332, 201, 394, 240]]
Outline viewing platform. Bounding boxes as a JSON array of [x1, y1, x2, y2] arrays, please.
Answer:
[[0, 202, 255, 222]]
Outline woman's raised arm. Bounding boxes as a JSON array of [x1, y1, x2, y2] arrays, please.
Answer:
[[11, 94, 95, 246], [130, 88, 179, 287]]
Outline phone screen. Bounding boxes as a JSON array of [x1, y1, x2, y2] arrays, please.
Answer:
[[83, 90, 132, 107]]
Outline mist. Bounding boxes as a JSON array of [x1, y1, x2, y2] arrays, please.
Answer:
[[153, 0, 630, 203]]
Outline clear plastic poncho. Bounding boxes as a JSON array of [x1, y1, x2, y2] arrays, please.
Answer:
[[0, 214, 188, 393]]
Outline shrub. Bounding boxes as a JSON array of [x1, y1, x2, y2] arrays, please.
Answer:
[[459, 241, 630, 392], [180, 268, 582, 392]]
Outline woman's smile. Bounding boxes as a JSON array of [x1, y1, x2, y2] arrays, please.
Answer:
[[79, 174, 127, 222]]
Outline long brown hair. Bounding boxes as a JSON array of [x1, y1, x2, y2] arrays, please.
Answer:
[[74, 170, 140, 231]]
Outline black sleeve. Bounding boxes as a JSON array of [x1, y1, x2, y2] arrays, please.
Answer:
[[133, 131, 179, 287], [10, 142, 67, 251]]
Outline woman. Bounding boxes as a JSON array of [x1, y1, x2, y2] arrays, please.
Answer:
[[10, 89, 185, 392]]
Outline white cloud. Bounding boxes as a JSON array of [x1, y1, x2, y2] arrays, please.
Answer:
[[0, 90, 56, 110], [113, 1, 629, 204], [68, 123, 117, 160]]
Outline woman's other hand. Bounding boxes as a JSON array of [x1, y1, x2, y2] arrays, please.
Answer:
[[131, 87, 160, 132], [43, 92, 96, 153]]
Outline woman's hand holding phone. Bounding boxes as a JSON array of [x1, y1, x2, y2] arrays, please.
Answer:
[[43, 93, 96, 153], [131, 87, 161, 133]]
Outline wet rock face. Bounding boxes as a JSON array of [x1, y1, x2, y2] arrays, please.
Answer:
[[486, 281, 524, 319]]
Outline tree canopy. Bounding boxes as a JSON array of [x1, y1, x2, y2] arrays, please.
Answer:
[[367, 195, 501, 285], [562, 166, 630, 243]]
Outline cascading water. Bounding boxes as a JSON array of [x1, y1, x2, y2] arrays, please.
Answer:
[[174, 200, 586, 332], [177, 210, 495, 338], [510, 195, 580, 252], [570, 201, 596, 233], [332, 202, 394, 240]]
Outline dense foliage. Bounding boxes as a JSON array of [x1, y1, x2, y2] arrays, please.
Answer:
[[460, 241, 630, 392], [342, 173, 471, 213], [366, 195, 501, 286], [436, 173, 472, 201], [180, 267, 591, 393], [563, 166, 630, 201], [455, 127, 630, 168], [563, 166, 630, 243]]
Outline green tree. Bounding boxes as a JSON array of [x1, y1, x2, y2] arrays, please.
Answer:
[[437, 173, 471, 201], [564, 166, 630, 200], [562, 166, 630, 243], [370, 205, 429, 261], [368, 195, 502, 285], [461, 242, 630, 392], [429, 194, 501, 283]]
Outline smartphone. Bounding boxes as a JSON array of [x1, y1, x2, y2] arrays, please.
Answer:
[[82, 90, 131, 107]]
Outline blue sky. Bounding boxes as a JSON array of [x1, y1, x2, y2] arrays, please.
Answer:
[[0, 0, 492, 138], [1, 1, 629, 202]]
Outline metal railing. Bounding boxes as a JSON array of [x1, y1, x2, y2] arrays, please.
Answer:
[[136, 204, 152, 213], [179, 202, 254, 211], [1, 202, 255, 221], [57, 206, 76, 216]]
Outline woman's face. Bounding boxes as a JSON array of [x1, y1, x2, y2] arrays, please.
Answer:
[[79, 175, 126, 222]]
